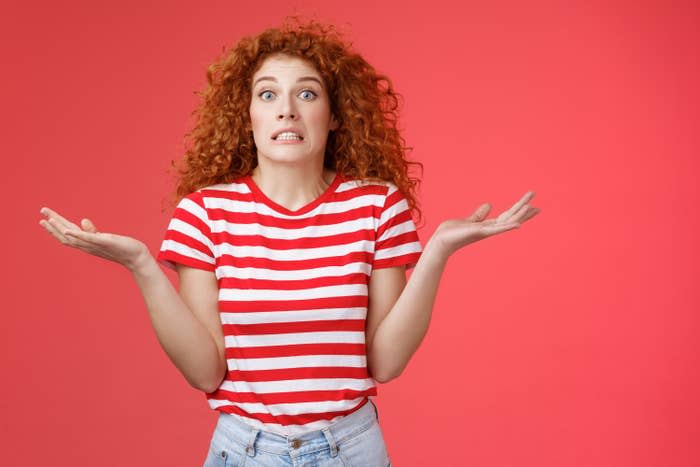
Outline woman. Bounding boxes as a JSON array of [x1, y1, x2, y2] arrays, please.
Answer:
[[39, 17, 539, 466]]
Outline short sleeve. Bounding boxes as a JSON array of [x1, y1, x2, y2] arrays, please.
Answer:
[[372, 184, 423, 270], [156, 191, 217, 272]]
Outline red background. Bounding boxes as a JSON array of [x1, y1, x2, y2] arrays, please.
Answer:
[[3, 1, 699, 466]]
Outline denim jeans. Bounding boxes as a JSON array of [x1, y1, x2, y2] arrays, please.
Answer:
[[203, 398, 392, 466]]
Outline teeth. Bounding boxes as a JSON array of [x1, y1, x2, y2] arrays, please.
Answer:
[[275, 131, 302, 140]]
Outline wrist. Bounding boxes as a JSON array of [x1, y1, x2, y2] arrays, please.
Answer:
[[423, 237, 451, 266], [125, 247, 155, 275]]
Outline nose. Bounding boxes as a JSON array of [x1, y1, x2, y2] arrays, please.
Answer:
[[276, 93, 298, 120], [276, 112, 296, 120]]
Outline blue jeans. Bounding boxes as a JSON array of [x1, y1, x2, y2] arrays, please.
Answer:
[[203, 398, 392, 466]]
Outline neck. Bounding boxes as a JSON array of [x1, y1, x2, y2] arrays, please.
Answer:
[[250, 159, 336, 212]]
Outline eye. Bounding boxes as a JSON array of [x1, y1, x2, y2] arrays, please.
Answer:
[[299, 89, 317, 100], [258, 90, 275, 101]]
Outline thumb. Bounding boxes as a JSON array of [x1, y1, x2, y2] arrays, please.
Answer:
[[466, 203, 491, 222], [81, 218, 98, 233]]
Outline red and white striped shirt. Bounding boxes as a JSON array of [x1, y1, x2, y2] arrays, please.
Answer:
[[156, 172, 422, 436]]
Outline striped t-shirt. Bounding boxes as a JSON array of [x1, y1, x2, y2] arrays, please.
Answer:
[[156, 171, 422, 436]]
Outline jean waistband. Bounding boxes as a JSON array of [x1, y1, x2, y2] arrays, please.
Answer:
[[213, 398, 379, 457]]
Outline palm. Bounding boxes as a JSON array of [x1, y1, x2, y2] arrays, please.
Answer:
[[39, 207, 148, 270], [432, 191, 540, 257]]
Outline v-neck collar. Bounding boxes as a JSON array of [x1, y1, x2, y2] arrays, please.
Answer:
[[244, 171, 342, 216]]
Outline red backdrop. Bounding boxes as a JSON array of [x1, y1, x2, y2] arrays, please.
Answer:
[[3, 1, 698, 466]]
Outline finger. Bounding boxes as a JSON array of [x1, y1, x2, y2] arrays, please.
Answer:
[[39, 218, 70, 245], [81, 218, 98, 233], [64, 227, 104, 246], [513, 205, 540, 223], [466, 203, 491, 222], [482, 222, 520, 236], [41, 219, 95, 250], [39, 207, 80, 231], [520, 207, 541, 223], [63, 228, 111, 253], [480, 204, 539, 225], [510, 203, 531, 223], [497, 191, 535, 224]]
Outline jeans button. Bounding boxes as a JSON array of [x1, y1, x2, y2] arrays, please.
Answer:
[[291, 439, 302, 449], [220, 450, 227, 458]]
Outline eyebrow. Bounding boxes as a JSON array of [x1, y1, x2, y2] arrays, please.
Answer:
[[252, 76, 324, 88]]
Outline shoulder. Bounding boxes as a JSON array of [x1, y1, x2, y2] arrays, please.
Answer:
[[187, 179, 251, 208], [198, 178, 250, 197], [337, 175, 398, 197], [335, 178, 395, 215]]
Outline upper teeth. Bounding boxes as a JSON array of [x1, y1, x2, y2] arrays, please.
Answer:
[[276, 132, 302, 140]]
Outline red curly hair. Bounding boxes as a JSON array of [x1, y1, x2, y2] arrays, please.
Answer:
[[166, 16, 424, 225]]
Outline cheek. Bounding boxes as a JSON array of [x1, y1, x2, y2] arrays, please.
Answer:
[[249, 107, 266, 143], [307, 106, 332, 128]]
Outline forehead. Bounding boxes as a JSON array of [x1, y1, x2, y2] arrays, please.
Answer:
[[251, 54, 322, 83]]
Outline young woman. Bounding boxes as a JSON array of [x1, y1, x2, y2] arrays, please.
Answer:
[[39, 18, 539, 467]]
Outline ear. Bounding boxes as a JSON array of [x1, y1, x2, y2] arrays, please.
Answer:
[[329, 113, 339, 131]]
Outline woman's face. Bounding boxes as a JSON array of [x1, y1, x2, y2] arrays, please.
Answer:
[[249, 53, 338, 168]]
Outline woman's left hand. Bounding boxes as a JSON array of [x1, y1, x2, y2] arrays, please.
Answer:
[[428, 191, 540, 258]]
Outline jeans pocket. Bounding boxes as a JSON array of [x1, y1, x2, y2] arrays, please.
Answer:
[[203, 433, 248, 467], [337, 420, 390, 467], [370, 399, 379, 421]]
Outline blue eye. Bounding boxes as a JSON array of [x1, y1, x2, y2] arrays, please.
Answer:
[[299, 90, 317, 100], [259, 90, 274, 101]]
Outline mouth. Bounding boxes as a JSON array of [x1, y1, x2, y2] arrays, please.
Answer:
[[272, 131, 304, 141]]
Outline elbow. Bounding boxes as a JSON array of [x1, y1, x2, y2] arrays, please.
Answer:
[[368, 354, 404, 383], [196, 377, 223, 394], [193, 367, 226, 394], [374, 373, 400, 384], [188, 376, 213, 394], [373, 374, 390, 384], [372, 367, 403, 384]]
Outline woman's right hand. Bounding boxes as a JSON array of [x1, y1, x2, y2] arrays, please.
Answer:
[[39, 207, 151, 272]]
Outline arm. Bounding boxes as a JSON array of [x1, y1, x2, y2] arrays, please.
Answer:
[[39, 207, 227, 393], [366, 241, 447, 383], [366, 191, 540, 383], [130, 253, 226, 393]]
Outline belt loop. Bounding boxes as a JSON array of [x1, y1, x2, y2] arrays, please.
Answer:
[[245, 428, 260, 457], [370, 398, 379, 421], [322, 427, 338, 457]]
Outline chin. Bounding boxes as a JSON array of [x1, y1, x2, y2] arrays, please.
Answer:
[[258, 149, 313, 164]]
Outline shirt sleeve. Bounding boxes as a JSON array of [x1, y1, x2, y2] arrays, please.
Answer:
[[372, 183, 423, 270], [156, 191, 217, 272]]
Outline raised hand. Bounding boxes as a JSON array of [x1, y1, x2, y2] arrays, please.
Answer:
[[38, 207, 150, 272], [429, 191, 540, 258]]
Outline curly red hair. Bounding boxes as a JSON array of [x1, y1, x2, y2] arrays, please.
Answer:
[[166, 16, 424, 225]]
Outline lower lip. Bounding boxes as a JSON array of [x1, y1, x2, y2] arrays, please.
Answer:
[[272, 138, 304, 144]]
